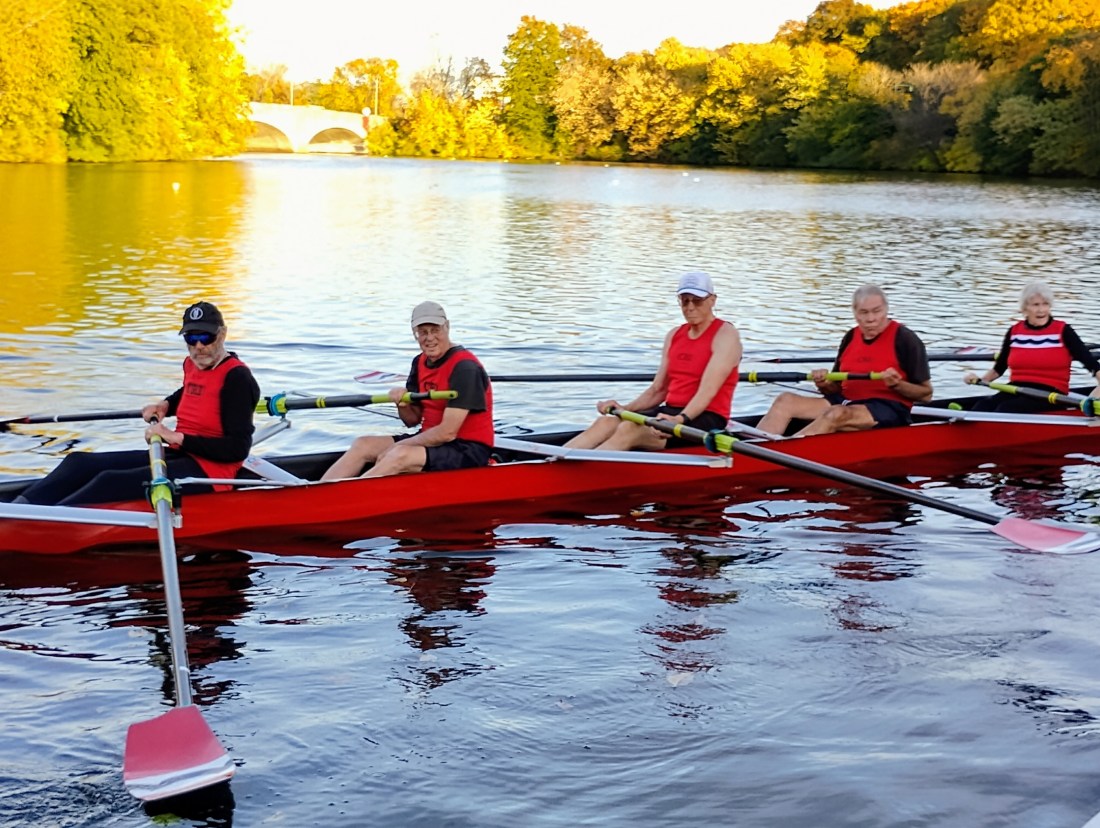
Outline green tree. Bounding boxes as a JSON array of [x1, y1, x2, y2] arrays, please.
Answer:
[[500, 16, 566, 156], [609, 46, 699, 161], [245, 64, 292, 104], [0, 0, 77, 162], [393, 87, 460, 157], [316, 57, 397, 116], [64, 0, 247, 162], [797, 0, 887, 55]]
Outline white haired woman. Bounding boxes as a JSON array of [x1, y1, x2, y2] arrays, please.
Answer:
[[964, 280, 1100, 412]]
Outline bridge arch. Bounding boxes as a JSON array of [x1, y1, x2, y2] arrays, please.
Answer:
[[246, 103, 368, 154]]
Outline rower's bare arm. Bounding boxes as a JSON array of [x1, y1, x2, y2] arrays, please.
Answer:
[[623, 329, 675, 412], [682, 323, 743, 420], [405, 406, 469, 446], [896, 377, 934, 402]]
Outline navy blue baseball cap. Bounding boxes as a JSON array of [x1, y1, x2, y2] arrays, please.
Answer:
[[179, 301, 224, 334]]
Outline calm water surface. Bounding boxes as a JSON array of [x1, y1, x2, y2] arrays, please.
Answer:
[[1, 157, 1100, 827]]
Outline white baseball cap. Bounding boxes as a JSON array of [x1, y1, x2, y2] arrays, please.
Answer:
[[676, 272, 714, 298]]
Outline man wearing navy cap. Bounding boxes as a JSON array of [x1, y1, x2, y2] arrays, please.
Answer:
[[17, 301, 260, 506]]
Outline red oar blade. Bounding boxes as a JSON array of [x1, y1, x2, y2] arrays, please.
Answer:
[[993, 517, 1100, 555], [123, 706, 234, 801]]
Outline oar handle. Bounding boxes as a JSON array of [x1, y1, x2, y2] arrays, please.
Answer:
[[979, 380, 1097, 415], [261, 389, 456, 416], [742, 371, 882, 383]]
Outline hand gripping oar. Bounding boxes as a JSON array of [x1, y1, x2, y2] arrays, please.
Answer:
[[974, 380, 1098, 416], [122, 422, 234, 801], [610, 408, 1100, 555]]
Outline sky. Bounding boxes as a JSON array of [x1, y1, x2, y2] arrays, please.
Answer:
[[225, 0, 864, 83]]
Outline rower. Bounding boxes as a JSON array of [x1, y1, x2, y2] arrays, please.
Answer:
[[963, 280, 1100, 412], [321, 301, 494, 479], [756, 284, 932, 437], [564, 271, 743, 451], [15, 302, 261, 506]]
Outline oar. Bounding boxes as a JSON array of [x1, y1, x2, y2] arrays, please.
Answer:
[[122, 422, 234, 801], [976, 380, 1098, 416], [356, 345, 1100, 384], [610, 407, 1100, 555], [262, 389, 455, 416], [0, 407, 144, 431], [743, 371, 880, 383], [0, 391, 457, 432], [354, 370, 879, 385]]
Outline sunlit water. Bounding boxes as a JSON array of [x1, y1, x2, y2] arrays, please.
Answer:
[[2, 157, 1100, 827]]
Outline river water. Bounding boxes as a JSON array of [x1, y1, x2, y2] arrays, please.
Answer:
[[2, 157, 1100, 826]]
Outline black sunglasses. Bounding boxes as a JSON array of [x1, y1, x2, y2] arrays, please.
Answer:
[[183, 331, 216, 346]]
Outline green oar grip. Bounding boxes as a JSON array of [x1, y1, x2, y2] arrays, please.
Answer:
[[741, 371, 882, 383], [261, 389, 456, 416], [982, 380, 1095, 414], [611, 408, 737, 454]]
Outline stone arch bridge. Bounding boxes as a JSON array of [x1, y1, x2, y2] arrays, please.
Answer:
[[247, 102, 368, 153]]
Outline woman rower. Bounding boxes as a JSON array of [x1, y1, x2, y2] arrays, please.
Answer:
[[16, 302, 260, 506], [964, 280, 1100, 412]]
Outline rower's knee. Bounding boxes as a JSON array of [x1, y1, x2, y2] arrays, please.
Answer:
[[369, 442, 425, 476], [819, 404, 871, 430]]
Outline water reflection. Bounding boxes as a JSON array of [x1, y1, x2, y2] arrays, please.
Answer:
[[0, 547, 254, 706], [0, 161, 249, 340], [386, 552, 496, 690]]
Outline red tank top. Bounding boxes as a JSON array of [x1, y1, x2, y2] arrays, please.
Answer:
[[665, 318, 739, 420], [175, 354, 249, 487], [839, 320, 912, 408], [1007, 319, 1070, 392], [416, 349, 495, 446]]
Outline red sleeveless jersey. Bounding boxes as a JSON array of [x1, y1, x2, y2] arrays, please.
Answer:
[[416, 350, 494, 446], [1006, 319, 1070, 392], [839, 320, 912, 408], [175, 355, 249, 486], [666, 318, 739, 420]]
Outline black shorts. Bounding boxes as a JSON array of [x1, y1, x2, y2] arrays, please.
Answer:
[[393, 434, 491, 471], [638, 405, 728, 447], [825, 394, 911, 428]]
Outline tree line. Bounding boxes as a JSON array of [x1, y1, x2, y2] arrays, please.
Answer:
[[255, 0, 1100, 178], [3, 0, 1098, 177]]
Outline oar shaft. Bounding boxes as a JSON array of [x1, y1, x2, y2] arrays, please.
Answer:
[[611, 408, 1000, 527], [261, 389, 455, 415], [471, 371, 880, 384], [743, 371, 881, 383], [981, 380, 1093, 412], [1, 408, 143, 428], [147, 429, 192, 707]]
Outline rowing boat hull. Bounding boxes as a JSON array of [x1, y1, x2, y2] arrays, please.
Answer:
[[1, 410, 1095, 555]]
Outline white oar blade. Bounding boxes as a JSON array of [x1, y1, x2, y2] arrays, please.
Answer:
[[123, 706, 234, 801], [993, 517, 1100, 555]]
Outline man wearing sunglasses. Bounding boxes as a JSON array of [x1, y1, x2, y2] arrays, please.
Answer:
[[564, 271, 742, 451], [16, 301, 260, 506]]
